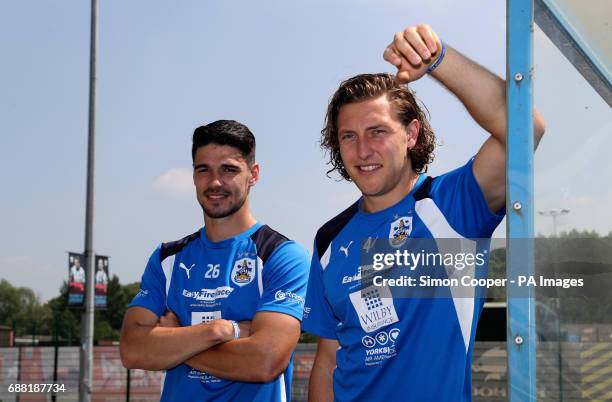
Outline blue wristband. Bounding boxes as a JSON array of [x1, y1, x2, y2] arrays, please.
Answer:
[[426, 42, 446, 73]]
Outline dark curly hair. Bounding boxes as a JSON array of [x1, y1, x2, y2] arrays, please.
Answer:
[[321, 73, 436, 180]]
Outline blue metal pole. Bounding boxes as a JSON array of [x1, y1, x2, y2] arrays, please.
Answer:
[[506, 0, 537, 401]]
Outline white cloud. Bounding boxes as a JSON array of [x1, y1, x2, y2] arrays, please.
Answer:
[[152, 168, 194, 196]]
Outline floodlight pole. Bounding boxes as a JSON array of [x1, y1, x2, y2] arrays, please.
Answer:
[[79, 0, 98, 400], [538, 209, 570, 237]]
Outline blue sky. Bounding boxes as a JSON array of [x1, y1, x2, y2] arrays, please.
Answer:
[[1, 0, 610, 301]]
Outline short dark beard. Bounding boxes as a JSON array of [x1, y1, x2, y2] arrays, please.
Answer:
[[201, 192, 248, 219]]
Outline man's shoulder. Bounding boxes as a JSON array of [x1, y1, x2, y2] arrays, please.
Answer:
[[250, 224, 302, 265], [413, 160, 476, 205], [418, 159, 504, 238], [160, 230, 201, 261], [427, 158, 475, 193], [314, 201, 360, 260]]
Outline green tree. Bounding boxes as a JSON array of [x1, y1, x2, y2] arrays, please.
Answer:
[[95, 276, 141, 341], [0, 279, 46, 337], [45, 282, 81, 344], [0, 279, 20, 326], [535, 230, 612, 325], [0, 277, 145, 344], [486, 247, 506, 301]]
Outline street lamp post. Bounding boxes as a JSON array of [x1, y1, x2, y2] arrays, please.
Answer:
[[79, 0, 97, 401], [538, 208, 570, 237]]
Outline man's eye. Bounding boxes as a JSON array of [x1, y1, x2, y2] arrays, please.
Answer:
[[340, 133, 355, 141], [373, 129, 386, 135], [196, 168, 208, 173], [224, 167, 238, 173]]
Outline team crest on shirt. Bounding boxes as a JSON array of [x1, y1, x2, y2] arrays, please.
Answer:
[[389, 215, 412, 246], [231, 258, 256, 286]]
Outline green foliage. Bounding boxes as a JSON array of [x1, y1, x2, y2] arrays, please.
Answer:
[[0, 279, 47, 337], [486, 247, 506, 302], [96, 275, 141, 342], [45, 282, 82, 344], [0, 277, 141, 344], [0, 279, 20, 326], [94, 320, 116, 341], [299, 332, 318, 344], [486, 230, 612, 326]]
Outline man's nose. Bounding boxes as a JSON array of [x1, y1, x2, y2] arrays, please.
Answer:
[[208, 171, 223, 188], [357, 136, 373, 160]]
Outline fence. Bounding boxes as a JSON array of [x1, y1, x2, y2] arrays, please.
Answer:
[[1, 342, 611, 401]]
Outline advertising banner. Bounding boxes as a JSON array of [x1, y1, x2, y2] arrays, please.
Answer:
[[67, 252, 85, 306], [94, 255, 109, 309]]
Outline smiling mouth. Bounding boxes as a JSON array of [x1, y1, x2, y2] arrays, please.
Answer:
[[205, 192, 230, 200], [357, 164, 382, 172]]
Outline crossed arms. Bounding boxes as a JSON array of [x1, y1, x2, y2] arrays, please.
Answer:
[[120, 306, 301, 383]]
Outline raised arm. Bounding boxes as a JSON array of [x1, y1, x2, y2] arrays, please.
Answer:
[[119, 306, 236, 371], [183, 311, 301, 382], [308, 337, 338, 402], [384, 24, 546, 212]]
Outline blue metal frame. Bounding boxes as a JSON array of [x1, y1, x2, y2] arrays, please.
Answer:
[[535, 0, 612, 106], [538, 0, 611, 86], [506, 0, 537, 401]]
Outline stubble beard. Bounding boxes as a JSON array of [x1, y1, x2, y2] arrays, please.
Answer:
[[200, 190, 249, 219], [352, 166, 406, 198]]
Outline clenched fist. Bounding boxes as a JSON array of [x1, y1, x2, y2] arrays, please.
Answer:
[[383, 24, 442, 83]]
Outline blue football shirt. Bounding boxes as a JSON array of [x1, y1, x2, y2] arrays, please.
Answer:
[[130, 223, 310, 402], [302, 159, 505, 402]]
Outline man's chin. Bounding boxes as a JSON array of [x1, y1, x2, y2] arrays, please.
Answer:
[[352, 180, 385, 198], [201, 198, 247, 220], [203, 207, 234, 219]]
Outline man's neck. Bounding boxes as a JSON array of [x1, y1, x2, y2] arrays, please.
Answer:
[[362, 168, 419, 213], [203, 205, 257, 243]]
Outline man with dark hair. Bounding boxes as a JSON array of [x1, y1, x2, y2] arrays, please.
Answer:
[[120, 120, 309, 401], [302, 24, 545, 401], [69, 256, 85, 286]]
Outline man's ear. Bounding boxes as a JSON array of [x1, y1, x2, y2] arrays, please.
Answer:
[[406, 118, 420, 149], [249, 163, 260, 186]]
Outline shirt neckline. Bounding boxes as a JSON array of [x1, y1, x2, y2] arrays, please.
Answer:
[[199, 222, 263, 249]]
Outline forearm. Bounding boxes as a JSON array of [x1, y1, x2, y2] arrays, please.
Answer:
[[120, 320, 229, 371], [308, 356, 335, 402], [307, 337, 337, 402], [430, 46, 507, 139], [430, 45, 545, 143], [185, 332, 291, 382]]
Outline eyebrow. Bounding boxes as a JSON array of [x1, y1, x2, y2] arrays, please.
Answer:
[[338, 124, 389, 134], [338, 129, 355, 136], [193, 163, 242, 170], [366, 124, 389, 131]]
